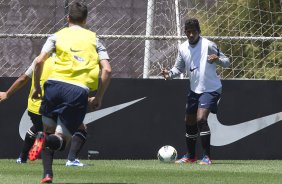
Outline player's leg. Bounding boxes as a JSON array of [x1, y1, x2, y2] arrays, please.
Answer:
[[175, 91, 199, 164], [197, 91, 221, 165], [35, 80, 88, 182], [17, 126, 36, 163], [29, 80, 73, 161], [26, 116, 56, 183], [41, 117, 60, 183], [40, 81, 87, 154], [17, 112, 43, 163], [66, 123, 87, 166], [28, 117, 60, 161], [54, 82, 88, 167], [39, 117, 71, 183], [41, 147, 54, 183], [197, 108, 211, 165]]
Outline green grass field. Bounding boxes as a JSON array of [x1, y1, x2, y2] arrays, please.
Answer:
[[1, 159, 282, 184]]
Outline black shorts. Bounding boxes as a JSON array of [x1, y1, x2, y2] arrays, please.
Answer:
[[40, 80, 88, 135]]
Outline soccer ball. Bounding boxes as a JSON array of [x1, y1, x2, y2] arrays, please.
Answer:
[[157, 145, 177, 162]]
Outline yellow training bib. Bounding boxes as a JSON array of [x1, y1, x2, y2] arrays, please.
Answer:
[[27, 57, 56, 114], [49, 27, 100, 91]]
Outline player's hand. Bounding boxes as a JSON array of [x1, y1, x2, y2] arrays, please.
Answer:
[[31, 87, 42, 100], [0, 92, 8, 103], [88, 96, 102, 111], [208, 54, 219, 63], [161, 69, 171, 80]]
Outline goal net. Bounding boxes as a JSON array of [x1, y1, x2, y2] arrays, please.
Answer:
[[0, 0, 281, 79]]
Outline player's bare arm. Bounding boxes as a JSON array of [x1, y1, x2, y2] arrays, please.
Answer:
[[32, 52, 49, 100], [88, 59, 111, 111], [0, 74, 30, 102]]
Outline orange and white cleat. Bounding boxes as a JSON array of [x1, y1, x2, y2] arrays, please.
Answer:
[[41, 174, 53, 183], [28, 132, 46, 161]]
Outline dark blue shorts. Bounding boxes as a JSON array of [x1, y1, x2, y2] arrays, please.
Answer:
[[186, 91, 221, 114], [40, 80, 88, 135]]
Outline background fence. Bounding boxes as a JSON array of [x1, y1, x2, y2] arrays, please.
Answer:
[[0, 0, 281, 79]]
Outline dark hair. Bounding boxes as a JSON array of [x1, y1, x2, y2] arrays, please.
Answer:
[[184, 18, 201, 33], [69, 1, 88, 24]]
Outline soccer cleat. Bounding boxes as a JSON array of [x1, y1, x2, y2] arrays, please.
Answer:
[[199, 155, 212, 165], [41, 174, 53, 183], [28, 132, 46, 161], [65, 159, 85, 167], [16, 157, 27, 164], [175, 153, 197, 164]]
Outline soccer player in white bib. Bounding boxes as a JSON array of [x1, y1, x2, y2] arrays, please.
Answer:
[[162, 18, 230, 165]]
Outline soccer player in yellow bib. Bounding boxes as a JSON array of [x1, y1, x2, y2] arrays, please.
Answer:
[[0, 56, 54, 163], [28, 2, 111, 183], [0, 56, 90, 166]]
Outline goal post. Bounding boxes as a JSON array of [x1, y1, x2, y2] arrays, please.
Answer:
[[143, 0, 155, 79]]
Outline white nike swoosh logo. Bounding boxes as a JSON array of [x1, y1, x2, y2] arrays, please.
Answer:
[[208, 111, 282, 146], [83, 97, 146, 124], [19, 97, 146, 140]]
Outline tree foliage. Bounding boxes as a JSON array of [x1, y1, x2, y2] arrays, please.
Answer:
[[186, 0, 282, 79]]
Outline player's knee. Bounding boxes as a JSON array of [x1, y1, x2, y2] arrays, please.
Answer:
[[197, 118, 210, 133], [46, 134, 67, 151], [78, 123, 87, 131], [73, 129, 87, 141], [185, 114, 197, 126]]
